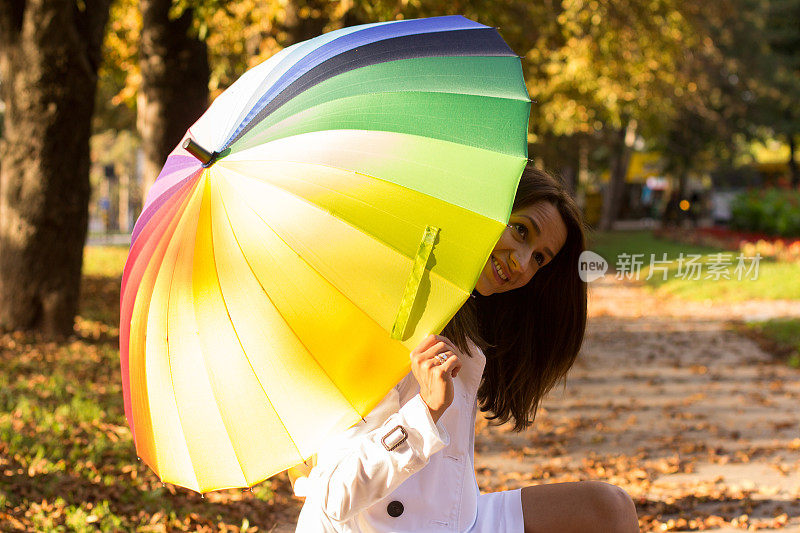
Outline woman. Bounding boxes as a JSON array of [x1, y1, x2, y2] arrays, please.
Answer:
[[295, 164, 640, 532]]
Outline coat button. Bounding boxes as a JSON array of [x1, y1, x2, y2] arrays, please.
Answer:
[[387, 500, 404, 517]]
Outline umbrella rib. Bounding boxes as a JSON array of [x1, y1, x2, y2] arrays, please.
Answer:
[[269, 88, 531, 123], [220, 169, 478, 412], [224, 167, 483, 353], [294, 57, 530, 102], [164, 199, 202, 492], [233, 91, 529, 159], [223, 159, 501, 284], [220, 167, 476, 343], [201, 187, 285, 486], [216, 180, 367, 426], [250, 82, 530, 137], [214, 186, 314, 465], [122, 177, 198, 443], [224, 168, 452, 300], [225, 25, 515, 147], [225, 128, 525, 222]]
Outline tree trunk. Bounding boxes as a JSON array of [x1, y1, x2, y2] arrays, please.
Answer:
[[0, 0, 111, 337], [788, 133, 799, 189], [676, 164, 689, 200], [598, 121, 637, 231], [138, 0, 209, 198]]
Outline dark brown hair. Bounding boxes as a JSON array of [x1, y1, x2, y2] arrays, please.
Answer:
[[443, 163, 588, 431]]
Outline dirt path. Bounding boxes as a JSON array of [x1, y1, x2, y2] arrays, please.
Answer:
[[475, 277, 800, 531]]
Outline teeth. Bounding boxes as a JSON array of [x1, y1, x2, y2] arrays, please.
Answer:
[[492, 256, 508, 281]]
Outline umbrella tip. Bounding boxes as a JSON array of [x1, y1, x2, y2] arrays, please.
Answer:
[[183, 138, 218, 167]]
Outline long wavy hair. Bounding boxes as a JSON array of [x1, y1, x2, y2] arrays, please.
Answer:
[[443, 163, 588, 431]]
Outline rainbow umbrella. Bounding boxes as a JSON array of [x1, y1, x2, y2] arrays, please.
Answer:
[[120, 15, 530, 493]]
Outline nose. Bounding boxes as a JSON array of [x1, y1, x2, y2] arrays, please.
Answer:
[[510, 247, 535, 274]]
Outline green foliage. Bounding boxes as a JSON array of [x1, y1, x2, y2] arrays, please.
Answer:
[[745, 317, 800, 367], [759, 0, 800, 136], [529, 0, 690, 138], [63, 500, 125, 532], [750, 318, 800, 349], [95, 0, 139, 132], [730, 188, 800, 236], [82, 244, 129, 278], [590, 229, 725, 261]]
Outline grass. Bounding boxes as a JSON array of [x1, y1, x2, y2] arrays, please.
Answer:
[[587, 230, 800, 301], [741, 318, 800, 368], [83, 245, 129, 278], [1, 245, 299, 532]]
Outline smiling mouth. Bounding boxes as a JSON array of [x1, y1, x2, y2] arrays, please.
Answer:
[[491, 255, 509, 282]]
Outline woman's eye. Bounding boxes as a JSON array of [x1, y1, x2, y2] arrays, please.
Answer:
[[513, 223, 527, 239], [535, 253, 545, 266]]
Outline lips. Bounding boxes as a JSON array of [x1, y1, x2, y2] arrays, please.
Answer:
[[491, 255, 509, 282]]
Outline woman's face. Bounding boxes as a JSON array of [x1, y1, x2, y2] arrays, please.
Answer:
[[474, 201, 568, 296]]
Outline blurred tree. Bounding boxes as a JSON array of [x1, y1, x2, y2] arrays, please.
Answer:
[[655, 0, 797, 197], [138, 0, 210, 197], [96, 0, 794, 228], [101, 0, 340, 196], [95, 0, 140, 133], [0, 0, 111, 336], [762, 0, 800, 187], [527, 0, 690, 229], [656, 1, 756, 198]]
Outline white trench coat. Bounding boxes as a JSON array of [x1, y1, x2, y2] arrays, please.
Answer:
[[295, 342, 488, 532]]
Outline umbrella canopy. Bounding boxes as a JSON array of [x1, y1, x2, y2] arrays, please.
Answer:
[[120, 15, 530, 493]]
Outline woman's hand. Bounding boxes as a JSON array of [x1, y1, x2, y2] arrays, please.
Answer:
[[410, 334, 463, 423]]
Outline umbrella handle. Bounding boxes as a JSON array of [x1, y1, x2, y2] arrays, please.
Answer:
[[182, 138, 218, 167]]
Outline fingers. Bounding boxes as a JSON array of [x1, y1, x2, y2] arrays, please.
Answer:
[[423, 341, 449, 359], [413, 334, 440, 353], [429, 350, 461, 378], [438, 352, 462, 378], [434, 335, 464, 360], [418, 350, 451, 372], [430, 350, 451, 367], [422, 339, 461, 360], [410, 334, 464, 376], [411, 341, 445, 367], [415, 334, 459, 355]]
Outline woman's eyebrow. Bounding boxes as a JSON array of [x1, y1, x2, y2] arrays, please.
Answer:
[[519, 215, 540, 235], [518, 215, 555, 259]]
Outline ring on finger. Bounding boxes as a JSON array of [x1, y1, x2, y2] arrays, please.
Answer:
[[435, 353, 449, 364]]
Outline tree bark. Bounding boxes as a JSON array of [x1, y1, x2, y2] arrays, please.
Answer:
[[138, 0, 209, 198], [0, 0, 111, 337], [598, 121, 637, 231], [676, 161, 689, 200]]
